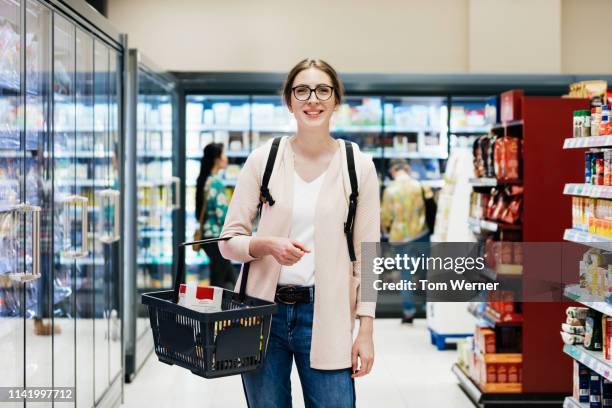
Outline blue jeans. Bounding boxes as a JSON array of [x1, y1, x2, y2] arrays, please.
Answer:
[[242, 301, 355, 408], [401, 233, 431, 319]]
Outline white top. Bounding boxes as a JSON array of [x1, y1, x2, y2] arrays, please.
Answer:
[[278, 170, 327, 286]]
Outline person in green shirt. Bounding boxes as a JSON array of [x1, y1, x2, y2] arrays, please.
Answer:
[[195, 143, 233, 288]]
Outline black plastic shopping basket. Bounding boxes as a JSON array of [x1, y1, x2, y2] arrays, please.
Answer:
[[141, 237, 277, 378]]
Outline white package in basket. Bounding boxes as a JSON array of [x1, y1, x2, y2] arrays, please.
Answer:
[[178, 283, 223, 313]]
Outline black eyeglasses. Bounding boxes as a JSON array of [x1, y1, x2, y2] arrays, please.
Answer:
[[291, 85, 335, 101]]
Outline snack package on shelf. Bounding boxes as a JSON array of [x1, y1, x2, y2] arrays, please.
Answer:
[[603, 315, 612, 361], [573, 361, 590, 403], [561, 331, 585, 345], [591, 371, 603, 408], [584, 308, 603, 351], [493, 137, 521, 181]]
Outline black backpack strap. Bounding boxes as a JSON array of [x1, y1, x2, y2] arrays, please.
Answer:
[[260, 137, 282, 207], [344, 140, 358, 262]]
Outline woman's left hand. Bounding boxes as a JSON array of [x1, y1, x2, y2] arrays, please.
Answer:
[[351, 321, 374, 378]]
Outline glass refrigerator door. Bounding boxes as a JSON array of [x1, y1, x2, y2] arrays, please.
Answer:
[[135, 71, 174, 356], [74, 27, 94, 408], [0, 0, 23, 403], [52, 14, 78, 407], [24, 0, 53, 404], [381, 96, 447, 188], [93, 40, 110, 402], [108, 47, 121, 384], [184, 95, 249, 281]]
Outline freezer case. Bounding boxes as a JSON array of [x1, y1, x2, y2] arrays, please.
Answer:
[[0, 1, 125, 407], [124, 50, 179, 382]]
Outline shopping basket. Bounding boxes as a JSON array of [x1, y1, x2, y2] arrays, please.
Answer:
[[141, 237, 277, 378]]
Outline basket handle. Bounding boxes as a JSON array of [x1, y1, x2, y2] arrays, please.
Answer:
[[174, 237, 251, 304]]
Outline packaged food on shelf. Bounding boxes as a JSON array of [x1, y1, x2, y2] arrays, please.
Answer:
[[493, 137, 521, 181], [573, 361, 591, 403], [591, 372, 603, 408], [561, 331, 585, 345], [567, 80, 607, 103], [563, 323, 586, 335], [476, 326, 496, 354], [568, 307, 590, 320], [593, 107, 602, 137], [604, 379, 612, 407], [603, 315, 612, 360], [567, 315, 586, 327], [500, 90, 523, 122], [575, 110, 590, 138], [584, 308, 603, 351]]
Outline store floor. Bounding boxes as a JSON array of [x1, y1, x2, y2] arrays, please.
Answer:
[[124, 319, 472, 407]]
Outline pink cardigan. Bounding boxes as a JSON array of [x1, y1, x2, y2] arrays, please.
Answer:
[[219, 137, 380, 369]]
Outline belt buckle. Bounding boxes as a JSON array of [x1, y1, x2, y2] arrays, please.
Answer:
[[277, 285, 297, 305]]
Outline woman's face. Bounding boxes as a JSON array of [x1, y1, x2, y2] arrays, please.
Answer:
[[289, 67, 337, 130], [215, 152, 228, 170]]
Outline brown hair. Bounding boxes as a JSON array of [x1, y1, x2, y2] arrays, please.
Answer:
[[389, 159, 411, 173], [282, 58, 345, 108]]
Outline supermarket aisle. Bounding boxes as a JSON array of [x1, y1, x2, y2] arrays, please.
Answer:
[[123, 319, 472, 408]]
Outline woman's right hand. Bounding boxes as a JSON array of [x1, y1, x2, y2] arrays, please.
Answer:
[[250, 237, 310, 266]]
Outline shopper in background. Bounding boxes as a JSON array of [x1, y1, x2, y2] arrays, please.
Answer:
[[381, 158, 432, 324], [219, 59, 379, 408], [195, 143, 234, 288]]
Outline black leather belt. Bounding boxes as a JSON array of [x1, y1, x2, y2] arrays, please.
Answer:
[[275, 286, 314, 304]]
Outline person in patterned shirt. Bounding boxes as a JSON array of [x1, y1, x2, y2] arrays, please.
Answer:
[[381, 159, 432, 323], [195, 143, 234, 288]]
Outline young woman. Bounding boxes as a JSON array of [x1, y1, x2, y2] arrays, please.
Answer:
[[195, 142, 234, 288], [219, 59, 380, 407]]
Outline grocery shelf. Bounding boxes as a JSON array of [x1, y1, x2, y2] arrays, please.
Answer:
[[490, 120, 524, 130], [384, 150, 448, 160], [469, 305, 523, 327], [187, 124, 250, 132], [331, 126, 382, 133], [480, 264, 523, 281], [383, 126, 442, 134], [139, 230, 173, 238], [137, 257, 173, 265], [56, 179, 113, 187], [563, 397, 587, 408], [468, 217, 522, 233], [55, 151, 113, 159], [563, 183, 612, 200], [452, 363, 524, 406], [469, 178, 522, 187], [563, 344, 612, 381], [563, 228, 612, 251], [137, 150, 173, 159], [564, 136, 612, 149], [563, 284, 612, 316]]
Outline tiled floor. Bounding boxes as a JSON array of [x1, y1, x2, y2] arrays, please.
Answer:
[[123, 319, 473, 408]]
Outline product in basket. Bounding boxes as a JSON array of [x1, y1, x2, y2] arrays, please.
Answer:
[[178, 283, 223, 313]]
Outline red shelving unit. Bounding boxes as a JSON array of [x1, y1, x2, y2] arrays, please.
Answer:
[[456, 94, 589, 407]]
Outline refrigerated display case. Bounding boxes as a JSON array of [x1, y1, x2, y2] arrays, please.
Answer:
[[0, 1, 125, 407], [124, 50, 178, 382], [184, 95, 250, 279]]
